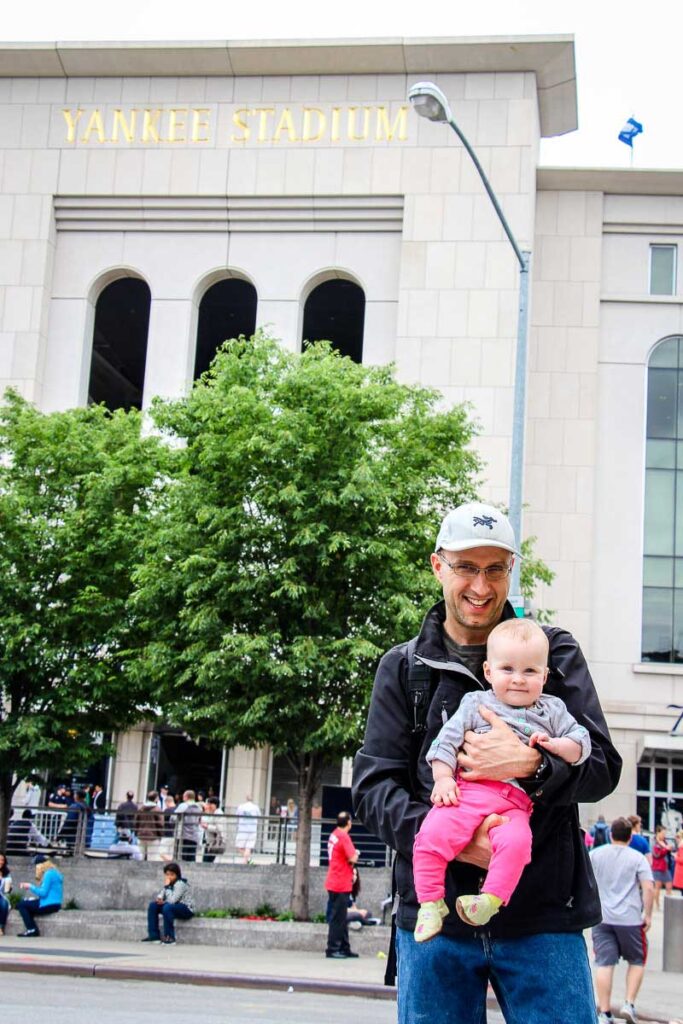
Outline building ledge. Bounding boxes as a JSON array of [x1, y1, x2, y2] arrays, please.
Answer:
[[632, 662, 683, 675], [602, 295, 683, 305], [0, 35, 576, 137]]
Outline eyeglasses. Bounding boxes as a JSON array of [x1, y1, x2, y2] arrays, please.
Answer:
[[437, 553, 512, 582]]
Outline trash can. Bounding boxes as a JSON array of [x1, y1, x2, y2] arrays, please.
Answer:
[[663, 894, 683, 972]]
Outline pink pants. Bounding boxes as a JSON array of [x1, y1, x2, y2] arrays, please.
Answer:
[[413, 778, 533, 905]]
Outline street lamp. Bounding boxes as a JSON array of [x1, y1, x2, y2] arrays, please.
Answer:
[[408, 81, 530, 615]]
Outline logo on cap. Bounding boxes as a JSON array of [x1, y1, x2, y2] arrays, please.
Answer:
[[473, 515, 496, 530]]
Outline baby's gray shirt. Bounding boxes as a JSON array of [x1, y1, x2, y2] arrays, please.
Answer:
[[426, 689, 591, 772]]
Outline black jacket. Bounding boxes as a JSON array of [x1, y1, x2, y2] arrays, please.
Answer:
[[352, 600, 622, 938]]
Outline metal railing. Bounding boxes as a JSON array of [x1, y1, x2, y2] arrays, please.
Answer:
[[3, 805, 392, 868]]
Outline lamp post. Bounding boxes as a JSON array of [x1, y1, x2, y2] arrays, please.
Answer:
[[408, 81, 530, 615]]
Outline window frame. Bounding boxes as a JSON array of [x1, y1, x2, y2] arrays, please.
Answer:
[[649, 243, 677, 297]]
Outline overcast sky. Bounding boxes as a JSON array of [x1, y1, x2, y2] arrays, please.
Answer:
[[3, 0, 682, 170]]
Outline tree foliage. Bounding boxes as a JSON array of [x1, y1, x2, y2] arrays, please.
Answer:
[[0, 391, 164, 844], [132, 333, 482, 915]]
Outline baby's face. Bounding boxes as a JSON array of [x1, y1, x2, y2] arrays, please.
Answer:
[[483, 633, 548, 707]]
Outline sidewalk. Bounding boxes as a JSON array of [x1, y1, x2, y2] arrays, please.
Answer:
[[0, 909, 680, 1021]]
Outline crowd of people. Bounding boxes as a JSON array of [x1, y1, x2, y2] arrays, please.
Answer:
[[7, 782, 305, 864]]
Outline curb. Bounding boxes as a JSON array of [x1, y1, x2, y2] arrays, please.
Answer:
[[0, 958, 675, 1020], [0, 958, 397, 1001]]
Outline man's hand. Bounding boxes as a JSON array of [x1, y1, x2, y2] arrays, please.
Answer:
[[455, 813, 509, 870], [642, 913, 652, 933], [457, 706, 541, 780], [431, 776, 460, 807]]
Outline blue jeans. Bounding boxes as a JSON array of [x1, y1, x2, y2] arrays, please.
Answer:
[[0, 893, 9, 929], [396, 927, 597, 1024], [17, 898, 60, 933], [147, 900, 193, 940]]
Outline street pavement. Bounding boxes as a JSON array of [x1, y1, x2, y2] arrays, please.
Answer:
[[0, 904, 680, 1021]]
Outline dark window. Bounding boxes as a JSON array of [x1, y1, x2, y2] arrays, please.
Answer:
[[642, 336, 683, 661], [89, 278, 151, 412], [302, 279, 365, 363], [194, 278, 257, 379]]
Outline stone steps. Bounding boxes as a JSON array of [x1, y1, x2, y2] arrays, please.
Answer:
[[6, 909, 390, 953]]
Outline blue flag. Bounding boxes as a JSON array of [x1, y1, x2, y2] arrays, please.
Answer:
[[618, 117, 643, 148]]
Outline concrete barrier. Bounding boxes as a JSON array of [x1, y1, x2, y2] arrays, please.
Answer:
[[5, 909, 391, 954], [10, 859, 392, 919]]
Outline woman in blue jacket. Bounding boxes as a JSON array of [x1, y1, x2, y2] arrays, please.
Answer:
[[17, 854, 63, 936]]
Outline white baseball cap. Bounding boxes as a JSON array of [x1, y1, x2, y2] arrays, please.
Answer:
[[435, 503, 518, 556]]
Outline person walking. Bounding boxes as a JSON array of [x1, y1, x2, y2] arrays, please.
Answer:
[[16, 855, 63, 937], [174, 790, 203, 862], [627, 815, 651, 859], [133, 792, 164, 860], [200, 796, 225, 863], [234, 794, 260, 864], [651, 825, 674, 908], [591, 815, 611, 847], [325, 811, 359, 959], [142, 862, 195, 945], [115, 791, 138, 832], [673, 830, 683, 893], [352, 502, 622, 1024], [590, 816, 654, 1024]]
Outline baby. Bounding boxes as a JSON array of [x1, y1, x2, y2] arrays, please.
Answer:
[[413, 617, 591, 941]]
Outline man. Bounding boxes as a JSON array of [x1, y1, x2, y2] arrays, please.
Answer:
[[174, 789, 203, 862], [115, 791, 138, 832], [201, 796, 225, 863], [91, 783, 105, 812], [352, 502, 622, 1024], [592, 814, 612, 847], [325, 811, 359, 959], [47, 784, 69, 809], [133, 791, 164, 860], [627, 815, 651, 859], [234, 794, 261, 865], [591, 817, 654, 1024], [7, 809, 49, 856], [57, 789, 93, 849]]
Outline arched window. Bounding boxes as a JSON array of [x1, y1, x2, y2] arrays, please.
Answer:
[[642, 335, 683, 662], [88, 277, 151, 412], [302, 279, 365, 363], [194, 278, 257, 379]]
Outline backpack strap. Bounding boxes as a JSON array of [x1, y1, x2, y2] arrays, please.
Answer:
[[383, 638, 438, 987], [405, 635, 434, 735]]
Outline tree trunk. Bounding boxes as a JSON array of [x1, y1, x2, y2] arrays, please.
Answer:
[[0, 771, 17, 850], [290, 751, 325, 921]]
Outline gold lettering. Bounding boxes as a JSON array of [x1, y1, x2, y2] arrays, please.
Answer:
[[375, 105, 408, 142], [111, 108, 137, 143], [167, 108, 188, 143], [142, 109, 161, 143], [330, 107, 342, 142], [252, 107, 275, 142], [231, 108, 250, 142], [82, 109, 106, 144], [62, 108, 84, 144], [347, 106, 371, 142], [302, 107, 326, 142], [191, 108, 211, 143], [273, 108, 298, 143]]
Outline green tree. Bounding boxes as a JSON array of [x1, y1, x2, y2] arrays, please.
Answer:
[[132, 333, 482, 918], [0, 392, 164, 845]]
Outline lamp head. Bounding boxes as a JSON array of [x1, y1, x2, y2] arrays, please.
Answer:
[[408, 81, 452, 123]]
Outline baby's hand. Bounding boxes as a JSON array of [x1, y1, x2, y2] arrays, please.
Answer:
[[529, 731, 551, 749], [431, 776, 460, 807]]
